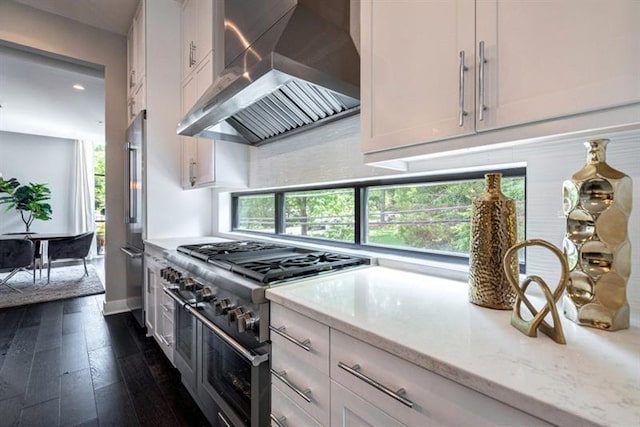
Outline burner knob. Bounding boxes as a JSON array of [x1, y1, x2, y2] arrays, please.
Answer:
[[181, 277, 195, 291], [215, 298, 235, 315], [238, 311, 258, 333], [228, 306, 246, 322], [195, 287, 215, 302]]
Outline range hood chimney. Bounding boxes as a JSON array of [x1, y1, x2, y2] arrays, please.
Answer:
[[177, 0, 360, 145]]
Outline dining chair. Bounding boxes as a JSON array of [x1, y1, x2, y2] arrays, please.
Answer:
[[47, 231, 95, 283], [0, 238, 35, 292]]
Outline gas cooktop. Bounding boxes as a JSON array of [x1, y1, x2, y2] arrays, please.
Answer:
[[176, 240, 370, 284]]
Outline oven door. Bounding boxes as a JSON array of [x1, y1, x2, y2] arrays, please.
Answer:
[[173, 296, 198, 393], [195, 312, 270, 427]]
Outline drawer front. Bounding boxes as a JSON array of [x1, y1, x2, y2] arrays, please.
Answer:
[[330, 330, 550, 427], [272, 344, 329, 426], [271, 384, 322, 427], [331, 380, 404, 427], [270, 303, 329, 374]]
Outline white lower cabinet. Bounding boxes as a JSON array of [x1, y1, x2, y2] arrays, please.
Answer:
[[270, 302, 552, 426], [331, 330, 550, 427], [272, 384, 323, 427], [330, 380, 404, 427], [144, 248, 174, 364]]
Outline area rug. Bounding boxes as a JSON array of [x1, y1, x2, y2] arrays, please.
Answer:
[[0, 264, 104, 309]]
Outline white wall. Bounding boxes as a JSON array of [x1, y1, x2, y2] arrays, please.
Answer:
[[0, 1, 128, 303], [144, 0, 213, 239], [241, 116, 640, 323], [0, 131, 75, 233]]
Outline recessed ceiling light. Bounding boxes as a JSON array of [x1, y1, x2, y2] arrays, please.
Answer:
[[73, 84, 85, 90]]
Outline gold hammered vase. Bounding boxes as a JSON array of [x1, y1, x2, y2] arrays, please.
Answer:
[[469, 173, 518, 309], [562, 138, 632, 331]]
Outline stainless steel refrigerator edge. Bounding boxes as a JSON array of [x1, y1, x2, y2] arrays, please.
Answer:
[[121, 110, 146, 327]]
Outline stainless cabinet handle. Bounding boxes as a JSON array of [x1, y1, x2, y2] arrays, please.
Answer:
[[217, 412, 231, 427], [189, 159, 197, 186], [120, 246, 143, 258], [269, 325, 311, 352], [192, 42, 197, 65], [271, 369, 312, 403], [458, 50, 468, 127], [189, 41, 196, 67], [478, 40, 487, 122], [129, 70, 136, 88], [158, 334, 172, 347], [337, 362, 413, 408], [270, 414, 287, 427]]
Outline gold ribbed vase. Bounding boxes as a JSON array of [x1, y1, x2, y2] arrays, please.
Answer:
[[469, 173, 518, 309], [562, 138, 632, 331]]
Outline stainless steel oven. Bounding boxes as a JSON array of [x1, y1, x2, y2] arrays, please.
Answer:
[[162, 241, 370, 427]]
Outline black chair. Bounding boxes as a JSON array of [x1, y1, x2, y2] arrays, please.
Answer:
[[0, 239, 35, 293], [47, 232, 94, 283]]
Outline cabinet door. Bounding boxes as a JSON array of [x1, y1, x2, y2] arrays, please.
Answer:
[[331, 380, 405, 427], [195, 50, 214, 101], [195, 0, 213, 65], [476, 0, 640, 131], [127, 25, 135, 94], [133, 0, 146, 87], [144, 256, 156, 337], [195, 138, 215, 185], [181, 137, 198, 188], [182, 72, 197, 115], [182, 0, 197, 79], [361, 0, 475, 154]]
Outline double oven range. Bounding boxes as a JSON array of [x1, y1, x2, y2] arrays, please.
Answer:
[[161, 240, 369, 427]]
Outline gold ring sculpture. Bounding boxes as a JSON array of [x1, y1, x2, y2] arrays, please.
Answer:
[[503, 239, 570, 345]]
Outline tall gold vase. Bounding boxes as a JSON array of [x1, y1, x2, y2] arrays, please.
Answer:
[[469, 173, 518, 309], [562, 138, 632, 330]]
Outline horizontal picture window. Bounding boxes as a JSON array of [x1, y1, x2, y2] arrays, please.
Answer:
[[232, 168, 526, 264]]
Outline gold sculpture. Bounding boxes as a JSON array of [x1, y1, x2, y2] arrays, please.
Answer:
[[562, 139, 632, 331], [469, 173, 518, 309], [504, 239, 569, 345]]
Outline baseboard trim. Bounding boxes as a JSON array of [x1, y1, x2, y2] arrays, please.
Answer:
[[102, 298, 129, 316]]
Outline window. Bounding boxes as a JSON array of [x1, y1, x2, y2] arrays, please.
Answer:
[[284, 188, 355, 242], [94, 143, 106, 255], [233, 168, 525, 262]]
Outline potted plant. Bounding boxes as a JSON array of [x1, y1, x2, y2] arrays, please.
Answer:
[[0, 177, 53, 233]]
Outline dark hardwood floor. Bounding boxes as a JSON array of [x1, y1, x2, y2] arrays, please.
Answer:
[[0, 294, 210, 427]]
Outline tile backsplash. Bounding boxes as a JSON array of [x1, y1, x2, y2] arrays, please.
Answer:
[[238, 117, 640, 322]]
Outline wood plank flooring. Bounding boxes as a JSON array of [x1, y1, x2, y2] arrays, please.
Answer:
[[0, 294, 210, 427]]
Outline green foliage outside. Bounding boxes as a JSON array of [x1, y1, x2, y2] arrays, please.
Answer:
[[235, 177, 526, 256], [0, 177, 53, 233], [94, 144, 106, 217]]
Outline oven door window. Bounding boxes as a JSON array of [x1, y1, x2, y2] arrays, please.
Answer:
[[176, 306, 195, 362], [203, 328, 252, 425]]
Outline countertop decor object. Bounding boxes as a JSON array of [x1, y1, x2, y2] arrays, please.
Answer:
[[468, 172, 518, 309], [562, 138, 632, 331], [504, 239, 568, 344]]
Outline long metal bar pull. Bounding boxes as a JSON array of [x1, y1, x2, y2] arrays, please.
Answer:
[[458, 50, 468, 127], [270, 369, 312, 403], [269, 325, 311, 352], [162, 288, 269, 367], [337, 362, 414, 408], [217, 412, 231, 427], [270, 414, 287, 427], [478, 40, 487, 122]]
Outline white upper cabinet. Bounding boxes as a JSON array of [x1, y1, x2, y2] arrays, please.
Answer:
[[476, 0, 640, 131], [361, 0, 640, 156], [181, 137, 248, 190], [361, 0, 475, 153], [181, 0, 220, 113], [127, 0, 146, 123]]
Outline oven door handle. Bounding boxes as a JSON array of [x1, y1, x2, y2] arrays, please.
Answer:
[[162, 287, 269, 367]]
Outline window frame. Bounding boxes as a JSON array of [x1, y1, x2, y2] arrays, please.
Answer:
[[231, 167, 526, 268]]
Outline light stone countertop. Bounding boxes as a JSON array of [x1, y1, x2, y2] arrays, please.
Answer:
[[266, 266, 640, 427]]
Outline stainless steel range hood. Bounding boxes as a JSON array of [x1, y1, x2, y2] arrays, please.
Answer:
[[177, 0, 360, 145]]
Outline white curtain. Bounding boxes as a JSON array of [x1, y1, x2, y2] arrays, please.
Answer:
[[71, 139, 96, 257]]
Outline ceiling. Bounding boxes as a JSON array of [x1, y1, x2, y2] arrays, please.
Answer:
[[0, 0, 140, 143]]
